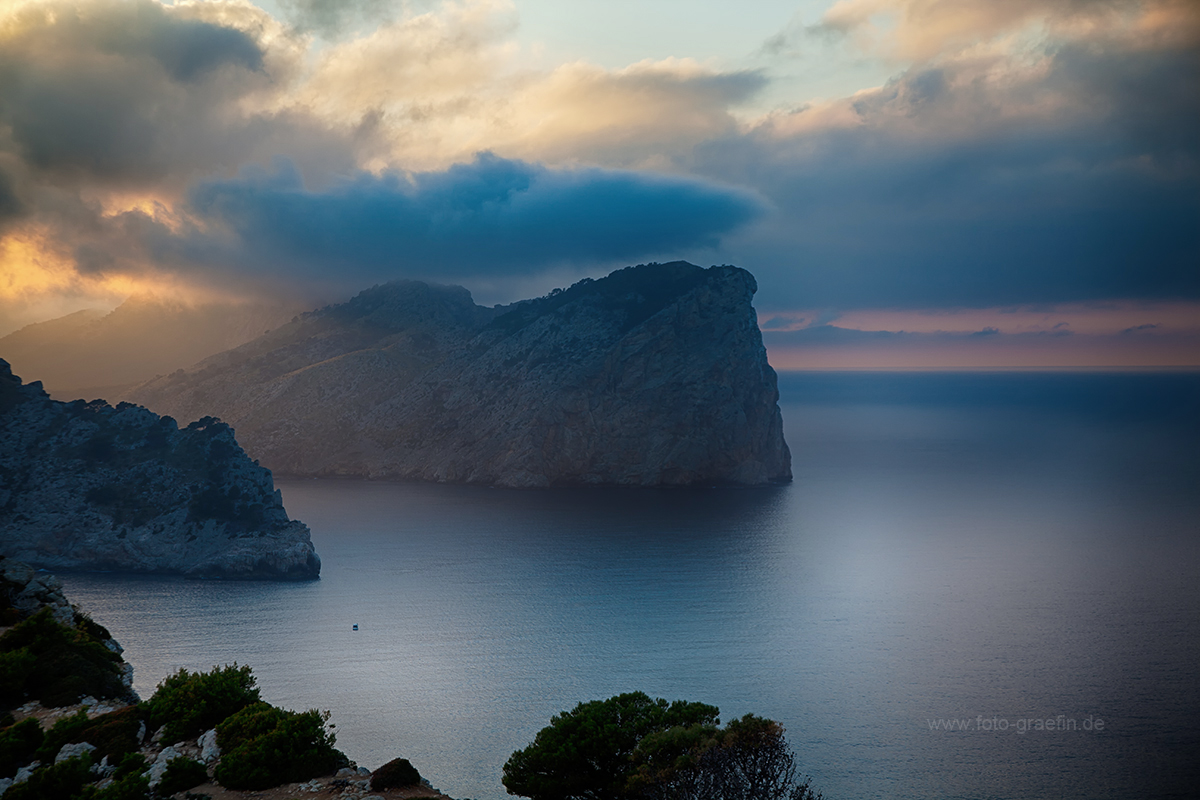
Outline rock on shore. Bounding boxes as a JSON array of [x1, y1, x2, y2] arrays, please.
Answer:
[[0, 361, 319, 579], [129, 262, 792, 487]]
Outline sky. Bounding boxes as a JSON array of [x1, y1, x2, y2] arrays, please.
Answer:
[[0, 0, 1196, 368]]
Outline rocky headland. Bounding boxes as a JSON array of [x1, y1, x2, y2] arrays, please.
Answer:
[[0, 361, 319, 579], [129, 262, 792, 487]]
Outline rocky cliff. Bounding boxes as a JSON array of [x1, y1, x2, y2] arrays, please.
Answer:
[[0, 361, 320, 579], [129, 262, 792, 487]]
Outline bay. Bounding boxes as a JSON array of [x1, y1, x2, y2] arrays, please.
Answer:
[[57, 371, 1200, 799]]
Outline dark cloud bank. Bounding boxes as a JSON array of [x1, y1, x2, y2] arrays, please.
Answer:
[[705, 31, 1200, 309], [131, 153, 766, 283], [0, 1, 764, 295], [0, 0, 1196, 314]]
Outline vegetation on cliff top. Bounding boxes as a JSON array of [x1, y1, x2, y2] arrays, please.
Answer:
[[0, 568, 359, 798], [503, 691, 822, 800]]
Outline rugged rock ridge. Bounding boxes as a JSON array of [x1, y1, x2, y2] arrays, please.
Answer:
[[130, 262, 791, 487], [1, 555, 139, 706], [0, 362, 319, 579]]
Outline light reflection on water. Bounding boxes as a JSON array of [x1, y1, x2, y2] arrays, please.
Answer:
[[57, 373, 1200, 800]]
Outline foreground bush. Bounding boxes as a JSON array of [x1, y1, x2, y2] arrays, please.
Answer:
[[35, 706, 143, 764], [2, 751, 93, 800], [0, 608, 127, 709], [157, 756, 210, 797], [213, 702, 349, 790], [144, 664, 259, 743], [0, 717, 43, 779], [88, 753, 152, 800], [371, 757, 423, 790], [504, 694, 821, 800], [503, 692, 719, 800], [630, 714, 822, 800]]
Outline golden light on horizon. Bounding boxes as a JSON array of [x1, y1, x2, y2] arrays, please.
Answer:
[[0, 228, 240, 335]]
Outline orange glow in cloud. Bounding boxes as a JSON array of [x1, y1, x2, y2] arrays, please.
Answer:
[[0, 234, 77, 297], [0, 228, 231, 335]]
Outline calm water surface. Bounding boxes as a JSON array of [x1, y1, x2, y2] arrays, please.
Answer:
[[58, 372, 1200, 800]]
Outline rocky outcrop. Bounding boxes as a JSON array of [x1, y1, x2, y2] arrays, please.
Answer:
[[0, 363, 319, 579], [129, 262, 792, 487], [1, 555, 138, 704], [1, 557, 76, 627]]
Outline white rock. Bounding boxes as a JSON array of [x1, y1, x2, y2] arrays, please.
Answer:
[[198, 728, 220, 763], [12, 762, 39, 785], [148, 745, 182, 787], [0, 777, 11, 797], [55, 741, 96, 764], [120, 663, 136, 692]]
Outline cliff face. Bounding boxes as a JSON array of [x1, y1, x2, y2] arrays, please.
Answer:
[[129, 262, 792, 487], [0, 361, 320, 579]]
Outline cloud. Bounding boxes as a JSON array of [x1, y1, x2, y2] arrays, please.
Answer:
[[0, 168, 25, 227], [276, 0, 399, 37], [296, 3, 767, 171], [698, 7, 1200, 309], [805, 0, 1172, 62], [0, 0, 370, 191], [0, 0, 773, 311], [0, 0, 1196, 326], [112, 152, 766, 285]]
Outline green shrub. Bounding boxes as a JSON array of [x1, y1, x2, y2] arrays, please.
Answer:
[[2, 751, 93, 800], [0, 717, 44, 778], [0, 649, 36, 710], [504, 696, 822, 800], [74, 614, 114, 644], [371, 757, 422, 790], [83, 753, 151, 800], [502, 692, 719, 800], [144, 664, 259, 743], [113, 752, 149, 779], [36, 706, 143, 763], [35, 709, 89, 761], [213, 702, 349, 790], [0, 608, 127, 709], [157, 756, 210, 797]]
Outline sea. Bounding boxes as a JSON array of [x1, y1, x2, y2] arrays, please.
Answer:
[[57, 371, 1200, 800]]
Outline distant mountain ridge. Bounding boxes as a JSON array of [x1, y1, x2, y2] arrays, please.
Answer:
[[0, 297, 301, 400], [130, 262, 792, 487]]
